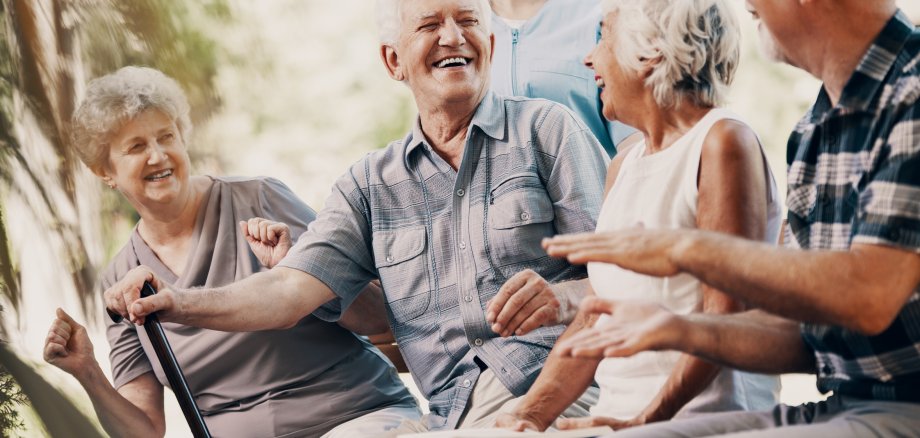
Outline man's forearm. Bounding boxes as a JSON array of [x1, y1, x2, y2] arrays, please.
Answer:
[[338, 281, 389, 335], [674, 232, 919, 334], [679, 310, 815, 374], [172, 267, 335, 331]]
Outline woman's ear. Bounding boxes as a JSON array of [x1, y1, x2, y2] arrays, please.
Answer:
[[639, 53, 663, 79], [92, 166, 116, 189]]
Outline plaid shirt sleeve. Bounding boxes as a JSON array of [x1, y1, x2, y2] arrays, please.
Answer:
[[276, 161, 378, 321], [853, 102, 920, 252]]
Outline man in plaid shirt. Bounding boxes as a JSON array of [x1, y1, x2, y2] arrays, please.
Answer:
[[541, 0, 920, 436]]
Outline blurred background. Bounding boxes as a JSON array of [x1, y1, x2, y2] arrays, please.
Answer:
[[1, 1, 918, 436]]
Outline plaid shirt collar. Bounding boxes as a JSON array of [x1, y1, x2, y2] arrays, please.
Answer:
[[404, 90, 507, 167], [812, 10, 914, 118]]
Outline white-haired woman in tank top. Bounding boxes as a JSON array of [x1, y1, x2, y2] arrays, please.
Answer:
[[496, 0, 782, 432]]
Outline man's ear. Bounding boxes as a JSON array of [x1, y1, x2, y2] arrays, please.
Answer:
[[380, 44, 405, 81], [488, 33, 495, 63]]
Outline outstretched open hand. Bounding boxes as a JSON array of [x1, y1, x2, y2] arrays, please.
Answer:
[[555, 297, 685, 360]]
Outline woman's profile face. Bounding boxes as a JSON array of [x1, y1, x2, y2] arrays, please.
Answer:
[[585, 11, 644, 123], [101, 109, 191, 210]]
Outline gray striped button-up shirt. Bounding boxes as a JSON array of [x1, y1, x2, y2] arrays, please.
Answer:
[[279, 91, 608, 429]]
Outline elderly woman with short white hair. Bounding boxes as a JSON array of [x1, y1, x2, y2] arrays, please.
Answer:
[[42, 66, 418, 437], [497, 0, 782, 432]]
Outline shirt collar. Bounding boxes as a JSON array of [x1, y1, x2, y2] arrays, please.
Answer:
[[404, 90, 506, 165], [834, 10, 915, 112]]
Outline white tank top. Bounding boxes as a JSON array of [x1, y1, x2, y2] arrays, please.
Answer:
[[588, 108, 782, 420]]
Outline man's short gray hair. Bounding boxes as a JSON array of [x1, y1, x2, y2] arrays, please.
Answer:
[[602, 0, 740, 108], [376, 0, 492, 45], [70, 66, 192, 172]]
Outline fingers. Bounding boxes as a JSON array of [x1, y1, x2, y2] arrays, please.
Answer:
[[511, 305, 558, 336], [242, 218, 290, 246], [488, 270, 531, 324], [490, 270, 561, 336], [105, 266, 158, 322], [556, 416, 618, 430], [579, 296, 617, 316], [129, 291, 174, 323]]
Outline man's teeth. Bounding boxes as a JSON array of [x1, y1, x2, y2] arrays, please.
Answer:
[[146, 170, 173, 180], [437, 57, 468, 68]]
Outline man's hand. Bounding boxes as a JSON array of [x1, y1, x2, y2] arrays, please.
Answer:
[[43, 308, 98, 381], [487, 269, 573, 337], [556, 297, 685, 359], [494, 411, 547, 432], [240, 217, 293, 268], [557, 415, 643, 431], [103, 266, 176, 325], [542, 227, 689, 277]]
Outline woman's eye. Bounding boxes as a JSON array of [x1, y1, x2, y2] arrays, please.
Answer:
[[159, 133, 175, 142]]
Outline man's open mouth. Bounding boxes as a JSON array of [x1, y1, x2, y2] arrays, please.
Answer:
[[434, 57, 471, 68]]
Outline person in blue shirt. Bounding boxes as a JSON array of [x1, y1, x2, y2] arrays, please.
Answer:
[[490, 0, 634, 157]]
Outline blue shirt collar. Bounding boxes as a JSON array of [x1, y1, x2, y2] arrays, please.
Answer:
[[404, 90, 506, 165]]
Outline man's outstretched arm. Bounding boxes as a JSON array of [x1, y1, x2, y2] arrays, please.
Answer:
[[105, 265, 335, 331], [544, 230, 920, 336], [557, 298, 816, 375]]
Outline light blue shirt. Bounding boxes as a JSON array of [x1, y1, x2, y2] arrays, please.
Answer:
[[279, 92, 608, 429], [490, 0, 635, 157]]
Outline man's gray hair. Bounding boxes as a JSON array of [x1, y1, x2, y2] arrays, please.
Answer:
[[70, 66, 192, 172], [602, 0, 740, 108], [376, 0, 492, 45]]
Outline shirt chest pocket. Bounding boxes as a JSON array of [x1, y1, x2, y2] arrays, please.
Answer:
[[373, 226, 431, 322], [487, 174, 556, 270]]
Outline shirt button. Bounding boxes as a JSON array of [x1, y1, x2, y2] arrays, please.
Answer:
[[821, 364, 833, 375], [462, 379, 472, 388], [386, 255, 393, 263], [465, 295, 472, 302], [459, 241, 466, 249], [456, 189, 465, 197], [474, 338, 483, 346], [520, 212, 530, 221]]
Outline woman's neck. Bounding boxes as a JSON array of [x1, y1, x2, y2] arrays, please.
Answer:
[[637, 102, 713, 155], [490, 0, 548, 20], [137, 176, 211, 247]]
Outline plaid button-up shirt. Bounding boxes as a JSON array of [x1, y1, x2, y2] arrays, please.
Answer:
[[279, 91, 608, 428], [786, 11, 920, 402]]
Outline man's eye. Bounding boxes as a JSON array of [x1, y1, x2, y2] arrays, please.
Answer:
[[461, 19, 478, 26], [419, 23, 438, 31]]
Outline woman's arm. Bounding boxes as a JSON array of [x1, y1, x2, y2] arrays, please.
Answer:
[[495, 309, 601, 431], [628, 119, 770, 425], [44, 308, 166, 437]]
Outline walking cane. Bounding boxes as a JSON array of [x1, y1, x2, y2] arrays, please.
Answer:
[[107, 282, 212, 438]]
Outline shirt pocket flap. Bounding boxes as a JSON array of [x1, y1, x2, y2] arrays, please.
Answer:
[[373, 226, 427, 268], [489, 174, 555, 230]]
